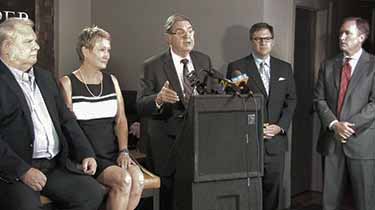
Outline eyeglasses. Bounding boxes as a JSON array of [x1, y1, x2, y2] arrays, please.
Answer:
[[252, 37, 273, 43], [169, 29, 195, 37]]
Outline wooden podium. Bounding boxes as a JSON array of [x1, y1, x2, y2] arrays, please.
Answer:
[[174, 94, 264, 210]]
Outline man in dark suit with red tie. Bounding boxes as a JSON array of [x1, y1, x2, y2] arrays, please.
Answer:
[[137, 14, 214, 210], [314, 17, 375, 210], [227, 22, 296, 210]]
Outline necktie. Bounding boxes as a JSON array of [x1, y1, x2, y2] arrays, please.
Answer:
[[337, 58, 352, 117], [181, 59, 192, 103], [259, 62, 270, 95], [22, 72, 34, 92]]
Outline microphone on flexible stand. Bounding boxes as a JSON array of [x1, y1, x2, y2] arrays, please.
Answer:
[[186, 70, 207, 95], [202, 69, 240, 94], [203, 69, 235, 86], [231, 70, 253, 97]]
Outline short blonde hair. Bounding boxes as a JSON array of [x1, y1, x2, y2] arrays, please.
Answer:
[[76, 26, 111, 63]]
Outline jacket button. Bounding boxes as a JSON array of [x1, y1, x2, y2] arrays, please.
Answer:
[[29, 144, 33, 148]]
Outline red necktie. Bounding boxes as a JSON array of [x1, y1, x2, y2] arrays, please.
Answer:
[[337, 58, 352, 117]]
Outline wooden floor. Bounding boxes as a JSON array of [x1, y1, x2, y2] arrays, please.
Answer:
[[290, 191, 354, 210]]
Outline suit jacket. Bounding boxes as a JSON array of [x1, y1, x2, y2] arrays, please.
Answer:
[[137, 50, 212, 176], [314, 51, 375, 159], [0, 60, 95, 184], [227, 54, 296, 154]]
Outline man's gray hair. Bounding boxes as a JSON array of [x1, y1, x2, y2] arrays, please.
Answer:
[[164, 14, 192, 34], [0, 18, 34, 50]]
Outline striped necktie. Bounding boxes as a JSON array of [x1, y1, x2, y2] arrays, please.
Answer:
[[259, 62, 270, 95], [181, 59, 192, 104]]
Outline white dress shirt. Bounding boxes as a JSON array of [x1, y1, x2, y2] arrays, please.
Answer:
[[170, 48, 194, 92], [6, 64, 60, 159]]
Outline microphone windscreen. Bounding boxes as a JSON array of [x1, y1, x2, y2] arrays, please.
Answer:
[[231, 70, 242, 78], [231, 70, 248, 87]]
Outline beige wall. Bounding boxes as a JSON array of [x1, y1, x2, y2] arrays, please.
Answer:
[[55, 0, 296, 90], [91, 0, 267, 90], [54, 0, 92, 77], [264, 0, 295, 62]]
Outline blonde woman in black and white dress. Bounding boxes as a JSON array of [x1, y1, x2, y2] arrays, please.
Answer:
[[59, 26, 144, 210]]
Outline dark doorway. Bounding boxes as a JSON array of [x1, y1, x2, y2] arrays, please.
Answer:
[[292, 8, 316, 195]]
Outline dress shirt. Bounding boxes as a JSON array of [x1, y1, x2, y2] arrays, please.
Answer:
[[345, 48, 362, 76], [170, 48, 194, 92], [6, 63, 59, 159], [252, 54, 271, 93], [329, 48, 363, 129]]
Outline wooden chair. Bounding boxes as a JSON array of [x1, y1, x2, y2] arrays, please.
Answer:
[[138, 165, 160, 210], [40, 150, 160, 210]]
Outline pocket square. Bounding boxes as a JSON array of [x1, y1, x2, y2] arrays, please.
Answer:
[[278, 77, 286, 81]]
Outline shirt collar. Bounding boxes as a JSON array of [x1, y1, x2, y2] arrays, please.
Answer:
[[170, 48, 192, 65], [252, 53, 271, 67], [1, 58, 35, 82], [344, 48, 362, 61]]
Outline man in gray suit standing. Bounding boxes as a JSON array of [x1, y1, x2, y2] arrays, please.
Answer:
[[314, 17, 375, 210]]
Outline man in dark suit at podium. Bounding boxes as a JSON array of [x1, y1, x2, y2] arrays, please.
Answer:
[[137, 14, 212, 210], [227, 22, 296, 210]]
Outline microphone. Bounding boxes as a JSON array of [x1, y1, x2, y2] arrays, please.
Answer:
[[186, 70, 207, 95], [202, 68, 238, 94], [230, 70, 253, 96], [203, 69, 236, 86], [231, 70, 248, 88]]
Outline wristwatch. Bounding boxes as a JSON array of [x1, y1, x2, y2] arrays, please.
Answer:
[[119, 148, 129, 155]]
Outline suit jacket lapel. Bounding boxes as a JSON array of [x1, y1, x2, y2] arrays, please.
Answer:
[[0, 60, 34, 137], [34, 69, 59, 128], [162, 51, 184, 100], [333, 56, 343, 90], [268, 57, 282, 101], [344, 51, 370, 102], [190, 52, 203, 79], [246, 55, 268, 98]]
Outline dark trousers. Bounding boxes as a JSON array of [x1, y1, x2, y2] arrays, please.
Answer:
[[263, 152, 285, 210], [322, 144, 375, 210], [160, 172, 176, 210], [0, 159, 105, 210]]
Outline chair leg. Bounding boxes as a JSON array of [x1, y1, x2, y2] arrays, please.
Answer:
[[153, 189, 160, 210]]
